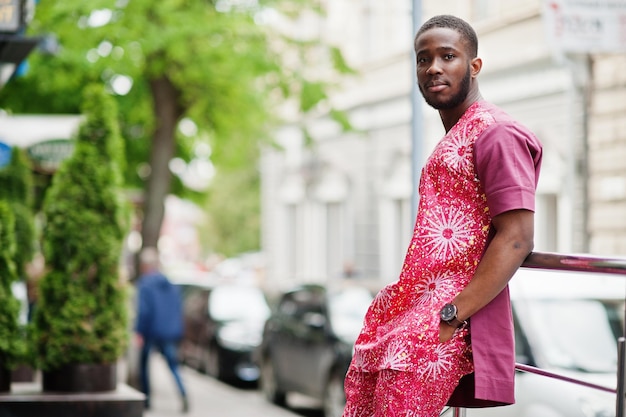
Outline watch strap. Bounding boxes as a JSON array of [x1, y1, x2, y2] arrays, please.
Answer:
[[445, 316, 467, 328]]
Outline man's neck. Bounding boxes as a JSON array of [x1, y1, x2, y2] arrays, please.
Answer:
[[440, 92, 483, 132]]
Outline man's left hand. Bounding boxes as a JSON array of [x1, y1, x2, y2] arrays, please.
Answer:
[[439, 321, 457, 343]]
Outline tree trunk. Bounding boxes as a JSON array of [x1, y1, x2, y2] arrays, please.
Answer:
[[140, 76, 184, 256]]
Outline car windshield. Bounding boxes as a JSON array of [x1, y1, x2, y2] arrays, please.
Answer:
[[327, 287, 373, 342], [519, 299, 623, 373], [208, 285, 270, 322]]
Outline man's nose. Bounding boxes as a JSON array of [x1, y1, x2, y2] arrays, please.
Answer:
[[426, 58, 443, 75]]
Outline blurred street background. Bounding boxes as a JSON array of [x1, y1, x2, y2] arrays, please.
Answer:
[[0, 1, 625, 417], [138, 355, 323, 417]]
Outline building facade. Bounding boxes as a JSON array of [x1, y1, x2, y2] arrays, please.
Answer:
[[260, 0, 625, 290], [588, 53, 626, 255]]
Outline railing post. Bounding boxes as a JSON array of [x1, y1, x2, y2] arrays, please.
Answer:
[[452, 407, 466, 417], [617, 337, 626, 417]]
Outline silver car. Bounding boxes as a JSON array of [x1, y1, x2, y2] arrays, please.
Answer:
[[467, 267, 624, 417]]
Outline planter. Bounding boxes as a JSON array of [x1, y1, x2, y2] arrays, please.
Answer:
[[42, 363, 117, 392], [12, 365, 35, 382], [0, 366, 10, 392]]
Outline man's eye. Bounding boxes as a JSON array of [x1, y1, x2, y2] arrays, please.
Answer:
[[444, 54, 455, 60], [417, 57, 428, 64]]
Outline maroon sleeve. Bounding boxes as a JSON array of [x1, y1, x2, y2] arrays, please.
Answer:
[[474, 122, 542, 218]]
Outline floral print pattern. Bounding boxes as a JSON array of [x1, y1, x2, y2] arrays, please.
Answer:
[[343, 102, 498, 417]]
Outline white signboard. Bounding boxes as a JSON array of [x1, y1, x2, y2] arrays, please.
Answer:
[[543, 0, 626, 53], [0, 0, 21, 32]]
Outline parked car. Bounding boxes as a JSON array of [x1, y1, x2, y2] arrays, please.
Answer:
[[258, 283, 374, 417], [179, 282, 271, 383], [467, 267, 625, 417]]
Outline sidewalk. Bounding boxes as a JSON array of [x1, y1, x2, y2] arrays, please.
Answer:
[[138, 354, 300, 417]]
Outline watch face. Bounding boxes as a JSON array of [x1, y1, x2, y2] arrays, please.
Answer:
[[440, 303, 457, 322]]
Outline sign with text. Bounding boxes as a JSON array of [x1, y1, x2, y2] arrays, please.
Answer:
[[27, 138, 75, 173], [0, 0, 20, 33], [543, 0, 626, 53]]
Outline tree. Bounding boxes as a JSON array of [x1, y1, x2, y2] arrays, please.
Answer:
[[0, 148, 35, 376], [0, 148, 35, 278], [0, 1, 351, 260], [31, 84, 129, 371], [0, 201, 27, 372], [202, 167, 261, 257]]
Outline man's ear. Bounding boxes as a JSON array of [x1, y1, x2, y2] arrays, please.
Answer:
[[470, 57, 482, 78]]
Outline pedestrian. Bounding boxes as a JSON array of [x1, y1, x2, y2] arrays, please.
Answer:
[[135, 247, 189, 413], [342, 14, 543, 417]]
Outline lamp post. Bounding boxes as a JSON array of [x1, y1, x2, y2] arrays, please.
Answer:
[[0, 0, 39, 88], [410, 0, 422, 220]]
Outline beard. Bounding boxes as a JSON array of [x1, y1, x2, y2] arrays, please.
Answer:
[[420, 66, 471, 110]]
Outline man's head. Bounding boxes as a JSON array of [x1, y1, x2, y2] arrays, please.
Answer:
[[414, 15, 482, 112], [415, 15, 478, 59], [139, 247, 160, 273]]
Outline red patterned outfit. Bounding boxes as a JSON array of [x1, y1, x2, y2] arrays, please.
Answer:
[[343, 101, 542, 417]]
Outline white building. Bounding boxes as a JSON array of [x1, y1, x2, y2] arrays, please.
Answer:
[[260, 0, 623, 290]]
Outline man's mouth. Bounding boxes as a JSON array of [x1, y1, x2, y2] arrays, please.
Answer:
[[426, 81, 447, 92]]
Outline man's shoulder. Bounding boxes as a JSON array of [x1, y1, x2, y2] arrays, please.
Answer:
[[455, 101, 522, 142], [473, 101, 540, 142], [138, 271, 173, 287], [472, 101, 515, 124]]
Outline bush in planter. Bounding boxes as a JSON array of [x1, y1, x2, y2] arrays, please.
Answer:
[[31, 84, 130, 391], [0, 147, 35, 280], [0, 147, 37, 383], [0, 200, 28, 390]]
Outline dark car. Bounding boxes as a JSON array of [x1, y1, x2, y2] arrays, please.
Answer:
[[258, 283, 373, 417], [179, 282, 271, 383]]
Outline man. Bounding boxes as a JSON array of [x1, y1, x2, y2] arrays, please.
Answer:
[[342, 15, 542, 416], [135, 247, 189, 413]]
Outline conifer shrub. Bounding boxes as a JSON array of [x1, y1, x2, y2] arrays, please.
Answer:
[[32, 84, 130, 370], [0, 201, 27, 370], [0, 147, 35, 278]]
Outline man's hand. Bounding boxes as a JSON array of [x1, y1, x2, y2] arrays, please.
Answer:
[[450, 209, 534, 324], [439, 321, 457, 343]]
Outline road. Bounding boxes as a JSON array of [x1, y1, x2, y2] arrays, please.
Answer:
[[141, 355, 325, 417]]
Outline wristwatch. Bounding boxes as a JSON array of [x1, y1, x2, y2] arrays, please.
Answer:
[[440, 303, 467, 328]]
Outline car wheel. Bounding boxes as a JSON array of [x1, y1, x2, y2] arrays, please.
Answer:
[[260, 356, 286, 406], [205, 344, 221, 380], [323, 370, 346, 417]]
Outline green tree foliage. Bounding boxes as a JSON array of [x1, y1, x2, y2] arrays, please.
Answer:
[[31, 84, 129, 370], [0, 0, 351, 258], [0, 201, 27, 369], [202, 166, 261, 257], [0, 148, 35, 277]]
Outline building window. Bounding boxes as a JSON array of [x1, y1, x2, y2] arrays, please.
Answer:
[[286, 204, 299, 279], [470, 0, 539, 24], [535, 193, 558, 252], [394, 197, 413, 268], [326, 202, 344, 279]]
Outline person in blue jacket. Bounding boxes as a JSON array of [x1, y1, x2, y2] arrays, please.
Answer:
[[135, 247, 189, 413]]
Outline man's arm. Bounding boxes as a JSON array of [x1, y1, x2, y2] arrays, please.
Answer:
[[439, 208, 534, 342], [135, 285, 150, 339]]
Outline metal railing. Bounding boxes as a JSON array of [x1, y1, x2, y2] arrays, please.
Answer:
[[449, 251, 626, 417]]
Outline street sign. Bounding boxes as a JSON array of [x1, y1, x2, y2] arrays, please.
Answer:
[[27, 138, 74, 173], [543, 0, 626, 53], [0, 0, 21, 33]]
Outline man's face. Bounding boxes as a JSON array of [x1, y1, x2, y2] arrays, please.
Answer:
[[415, 27, 473, 110]]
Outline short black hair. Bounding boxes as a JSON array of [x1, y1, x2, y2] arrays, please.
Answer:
[[414, 15, 478, 58]]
